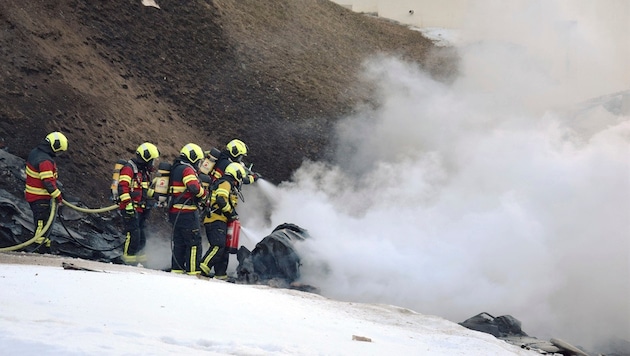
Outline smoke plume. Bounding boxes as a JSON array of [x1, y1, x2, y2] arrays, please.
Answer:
[[240, 0, 629, 350]]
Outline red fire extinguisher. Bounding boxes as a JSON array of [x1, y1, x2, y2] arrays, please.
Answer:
[[226, 219, 241, 254]]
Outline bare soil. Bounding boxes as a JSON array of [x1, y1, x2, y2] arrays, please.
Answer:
[[0, 0, 457, 206]]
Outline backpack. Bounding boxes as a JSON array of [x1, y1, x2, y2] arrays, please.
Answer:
[[160, 160, 204, 209], [199, 147, 221, 176], [152, 161, 172, 207]]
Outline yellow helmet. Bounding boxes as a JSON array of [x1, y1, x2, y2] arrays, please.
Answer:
[[226, 139, 248, 161], [45, 132, 68, 153], [136, 142, 160, 163], [225, 162, 246, 183], [180, 143, 204, 164]]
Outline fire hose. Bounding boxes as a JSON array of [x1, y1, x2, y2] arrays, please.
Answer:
[[0, 199, 57, 252], [61, 199, 118, 214]]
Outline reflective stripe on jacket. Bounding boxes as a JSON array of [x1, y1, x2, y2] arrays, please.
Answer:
[[117, 160, 150, 212], [24, 146, 61, 203], [203, 178, 238, 224], [169, 161, 206, 214]]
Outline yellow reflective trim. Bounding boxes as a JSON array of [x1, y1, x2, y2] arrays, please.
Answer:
[[189, 246, 198, 273], [200, 262, 210, 275], [170, 186, 186, 193], [123, 233, 131, 256], [119, 176, 132, 184], [182, 174, 197, 185], [25, 166, 40, 178], [25, 186, 48, 195], [119, 193, 131, 202], [50, 189, 61, 198], [203, 214, 227, 224], [39, 170, 54, 179], [201, 246, 219, 267], [122, 254, 137, 264], [172, 204, 198, 211], [35, 220, 44, 236], [171, 269, 184, 274]]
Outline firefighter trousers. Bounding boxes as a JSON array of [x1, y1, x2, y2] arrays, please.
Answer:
[[200, 220, 229, 277], [169, 211, 202, 275], [29, 200, 55, 249], [122, 209, 149, 264]]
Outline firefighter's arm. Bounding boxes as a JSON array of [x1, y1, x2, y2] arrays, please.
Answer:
[[242, 172, 261, 184], [117, 166, 133, 208], [242, 164, 261, 184], [214, 181, 232, 216], [39, 161, 63, 202], [182, 168, 206, 199]]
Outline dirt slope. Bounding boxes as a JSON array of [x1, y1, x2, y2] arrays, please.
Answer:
[[0, 0, 456, 206]]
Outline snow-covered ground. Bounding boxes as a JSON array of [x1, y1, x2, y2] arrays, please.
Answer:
[[0, 257, 539, 355]]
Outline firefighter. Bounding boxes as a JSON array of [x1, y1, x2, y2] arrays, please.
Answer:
[[169, 143, 207, 274], [200, 162, 246, 280], [24, 131, 68, 250], [117, 142, 160, 265], [209, 139, 261, 184]]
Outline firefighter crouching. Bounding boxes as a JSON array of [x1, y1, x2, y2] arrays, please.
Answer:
[[169, 143, 207, 275], [200, 162, 247, 280], [24, 132, 68, 250], [117, 142, 160, 265]]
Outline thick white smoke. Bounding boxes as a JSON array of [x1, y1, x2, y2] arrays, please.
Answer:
[[239, 0, 629, 350]]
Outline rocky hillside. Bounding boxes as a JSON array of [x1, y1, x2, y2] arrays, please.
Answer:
[[0, 0, 456, 205]]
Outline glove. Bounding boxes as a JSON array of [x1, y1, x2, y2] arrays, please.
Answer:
[[228, 211, 239, 221], [252, 172, 262, 182], [124, 202, 135, 216], [55, 194, 63, 205]]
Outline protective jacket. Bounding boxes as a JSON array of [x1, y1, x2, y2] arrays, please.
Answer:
[[169, 159, 206, 214], [24, 144, 62, 203], [203, 176, 239, 224], [117, 158, 154, 264], [200, 175, 239, 277], [168, 158, 206, 275], [117, 159, 151, 212]]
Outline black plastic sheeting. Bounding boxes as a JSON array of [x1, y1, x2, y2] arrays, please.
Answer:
[[236, 223, 308, 286], [0, 188, 125, 262], [459, 312, 528, 338], [0, 148, 128, 262]]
